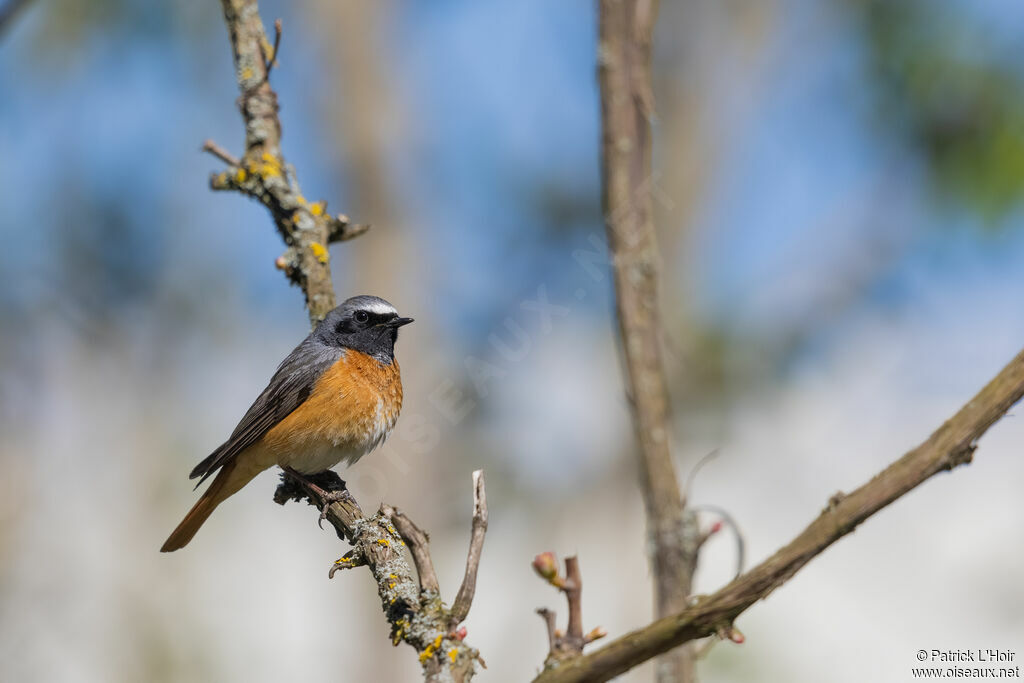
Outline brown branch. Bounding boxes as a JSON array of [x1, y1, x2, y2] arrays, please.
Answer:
[[448, 469, 488, 629], [211, 2, 484, 680], [275, 471, 485, 682], [262, 18, 282, 75], [327, 214, 371, 243], [537, 607, 559, 652], [563, 557, 584, 645], [533, 553, 606, 667], [597, 1, 697, 680], [211, 0, 370, 325], [382, 503, 441, 595], [533, 347, 1024, 683], [201, 139, 241, 168]]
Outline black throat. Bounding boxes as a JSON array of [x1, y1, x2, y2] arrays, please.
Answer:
[[316, 316, 398, 365], [345, 326, 398, 364]]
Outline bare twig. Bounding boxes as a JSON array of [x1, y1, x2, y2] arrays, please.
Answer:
[[692, 504, 745, 580], [327, 214, 371, 243], [683, 449, 720, 497], [563, 557, 583, 646], [448, 469, 488, 629], [201, 139, 241, 168], [533, 347, 1024, 683], [597, 1, 697, 680], [537, 607, 558, 652], [382, 503, 441, 595], [533, 552, 606, 667], [688, 505, 745, 662], [262, 18, 282, 75]]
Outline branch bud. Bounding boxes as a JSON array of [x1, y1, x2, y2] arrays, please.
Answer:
[[533, 552, 559, 582]]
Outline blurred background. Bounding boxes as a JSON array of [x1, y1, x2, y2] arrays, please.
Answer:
[[2, 0, 1023, 681]]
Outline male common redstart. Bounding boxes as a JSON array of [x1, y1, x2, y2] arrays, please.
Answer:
[[161, 295, 412, 552]]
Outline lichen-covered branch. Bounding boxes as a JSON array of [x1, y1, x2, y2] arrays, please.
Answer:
[[275, 471, 487, 682], [209, 0, 368, 325], [533, 347, 1024, 683], [597, 1, 697, 680], [210, 2, 485, 680], [381, 503, 441, 595]]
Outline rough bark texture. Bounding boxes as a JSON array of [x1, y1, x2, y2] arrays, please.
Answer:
[[210, 0, 367, 326], [597, 1, 697, 680], [533, 347, 1024, 683], [275, 473, 483, 682]]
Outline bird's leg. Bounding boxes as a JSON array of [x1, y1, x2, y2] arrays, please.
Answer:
[[281, 467, 350, 528]]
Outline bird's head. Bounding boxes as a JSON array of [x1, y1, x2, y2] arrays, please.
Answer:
[[315, 295, 413, 363]]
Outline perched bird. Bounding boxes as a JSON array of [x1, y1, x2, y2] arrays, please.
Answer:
[[161, 295, 413, 552]]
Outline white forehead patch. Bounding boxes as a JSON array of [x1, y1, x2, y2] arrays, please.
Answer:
[[361, 301, 398, 316]]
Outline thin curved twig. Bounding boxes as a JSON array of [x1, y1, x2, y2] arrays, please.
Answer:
[[448, 470, 488, 628], [683, 449, 721, 498], [692, 503, 745, 580]]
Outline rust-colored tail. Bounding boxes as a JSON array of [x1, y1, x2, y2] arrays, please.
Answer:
[[161, 460, 258, 552]]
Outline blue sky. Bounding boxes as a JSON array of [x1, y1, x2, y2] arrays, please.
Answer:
[[1, 0, 1022, 368]]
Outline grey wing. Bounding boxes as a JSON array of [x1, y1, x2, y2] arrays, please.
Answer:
[[189, 338, 342, 485]]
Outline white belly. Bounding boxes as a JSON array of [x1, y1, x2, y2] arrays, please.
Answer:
[[282, 438, 374, 474], [274, 396, 396, 474], [262, 353, 403, 475]]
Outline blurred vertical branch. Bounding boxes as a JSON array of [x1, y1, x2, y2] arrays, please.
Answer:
[[0, 0, 33, 37], [308, 0, 414, 297], [597, 1, 698, 682]]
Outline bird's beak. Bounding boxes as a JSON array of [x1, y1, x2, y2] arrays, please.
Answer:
[[387, 317, 414, 328]]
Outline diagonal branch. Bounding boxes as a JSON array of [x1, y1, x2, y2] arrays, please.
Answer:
[[201, 139, 240, 168], [534, 347, 1024, 683], [274, 471, 487, 682]]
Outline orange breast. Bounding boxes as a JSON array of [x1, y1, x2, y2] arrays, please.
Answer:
[[262, 351, 403, 472]]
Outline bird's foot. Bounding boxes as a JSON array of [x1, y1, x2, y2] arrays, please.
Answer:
[[281, 467, 349, 528], [313, 489, 351, 528]]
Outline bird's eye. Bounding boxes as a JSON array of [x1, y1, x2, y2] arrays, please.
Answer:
[[354, 310, 370, 324]]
